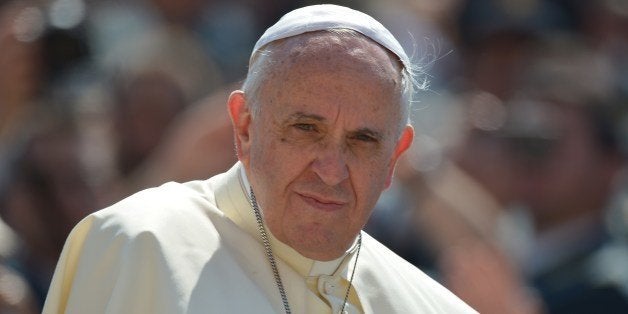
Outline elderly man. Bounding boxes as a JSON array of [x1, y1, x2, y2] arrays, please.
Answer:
[[43, 5, 475, 314]]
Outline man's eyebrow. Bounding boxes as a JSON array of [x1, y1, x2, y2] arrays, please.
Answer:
[[288, 112, 326, 122]]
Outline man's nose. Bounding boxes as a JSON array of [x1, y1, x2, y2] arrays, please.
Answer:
[[311, 143, 349, 186]]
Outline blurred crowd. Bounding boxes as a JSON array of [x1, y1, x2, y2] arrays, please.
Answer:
[[0, 0, 626, 313]]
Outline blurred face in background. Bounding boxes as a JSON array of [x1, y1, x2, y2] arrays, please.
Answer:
[[520, 102, 622, 230], [0, 1, 43, 109], [113, 71, 187, 176], [1, 122, 96, 261]]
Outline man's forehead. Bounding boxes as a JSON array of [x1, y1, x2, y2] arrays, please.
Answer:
[[275, 31, 400, 70], [259, 35, 403, 122]]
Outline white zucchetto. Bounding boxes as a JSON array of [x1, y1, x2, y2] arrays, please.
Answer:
[[252, 4, 410, 70]]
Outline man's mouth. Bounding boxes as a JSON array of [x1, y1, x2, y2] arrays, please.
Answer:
[[297, 192, 346, 212]]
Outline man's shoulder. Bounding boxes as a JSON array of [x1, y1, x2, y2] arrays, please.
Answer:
[[360, 232, 477, 313], [43, 175, 237, 314], [87, 178, 223, 240]]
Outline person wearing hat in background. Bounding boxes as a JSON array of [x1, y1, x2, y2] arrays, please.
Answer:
[[42, 4, 475, 314]]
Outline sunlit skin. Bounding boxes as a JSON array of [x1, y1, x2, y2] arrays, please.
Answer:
[[228, 32, 414, 260]]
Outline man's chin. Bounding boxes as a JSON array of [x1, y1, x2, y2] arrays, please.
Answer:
[[286, 231, 356, 261], [299, 248, 347, 261]]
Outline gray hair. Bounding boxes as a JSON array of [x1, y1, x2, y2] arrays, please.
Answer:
[[242, 29, 425, 134]]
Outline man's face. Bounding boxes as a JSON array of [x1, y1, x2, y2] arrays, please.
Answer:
[[229, 33, 413, 260], [521, 103, 621, 230]]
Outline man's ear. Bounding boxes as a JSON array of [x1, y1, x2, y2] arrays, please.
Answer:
[[227, 90, 252, 165], [385, 125, 414, 188]]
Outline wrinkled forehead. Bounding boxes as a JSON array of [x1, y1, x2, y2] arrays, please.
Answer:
[[256, 31, 404, 107], [270, 31, 403, 75]]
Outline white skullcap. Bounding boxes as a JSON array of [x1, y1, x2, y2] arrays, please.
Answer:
[[252, 4, 410, 70]]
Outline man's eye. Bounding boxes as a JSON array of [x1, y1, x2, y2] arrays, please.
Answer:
[[293, 123, 316, 132], [354, 134, 377, 143]]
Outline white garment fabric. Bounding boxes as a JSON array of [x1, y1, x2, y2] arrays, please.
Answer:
[[43, 162, 476, 313]]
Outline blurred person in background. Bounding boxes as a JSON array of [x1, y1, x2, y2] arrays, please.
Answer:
[[436, 39, 628, 312], [0, 0, 46, 167], [110, 71, 188, 178], [97, 33, 226, 202], [509, 38, 628, 314], [87, 0, 283, 85], [77, 0, 230, 204], [0, 2, 94, 312], [455, 0, 577, 99], [124, 84, 240, 192], [0, 113, 98, 310], [104, 69, 192, 200], [0, 0, 44, 141], [0, 2, 61, 311]]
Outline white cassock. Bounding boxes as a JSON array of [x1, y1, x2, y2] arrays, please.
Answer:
[[43, 162, 476, 313]]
